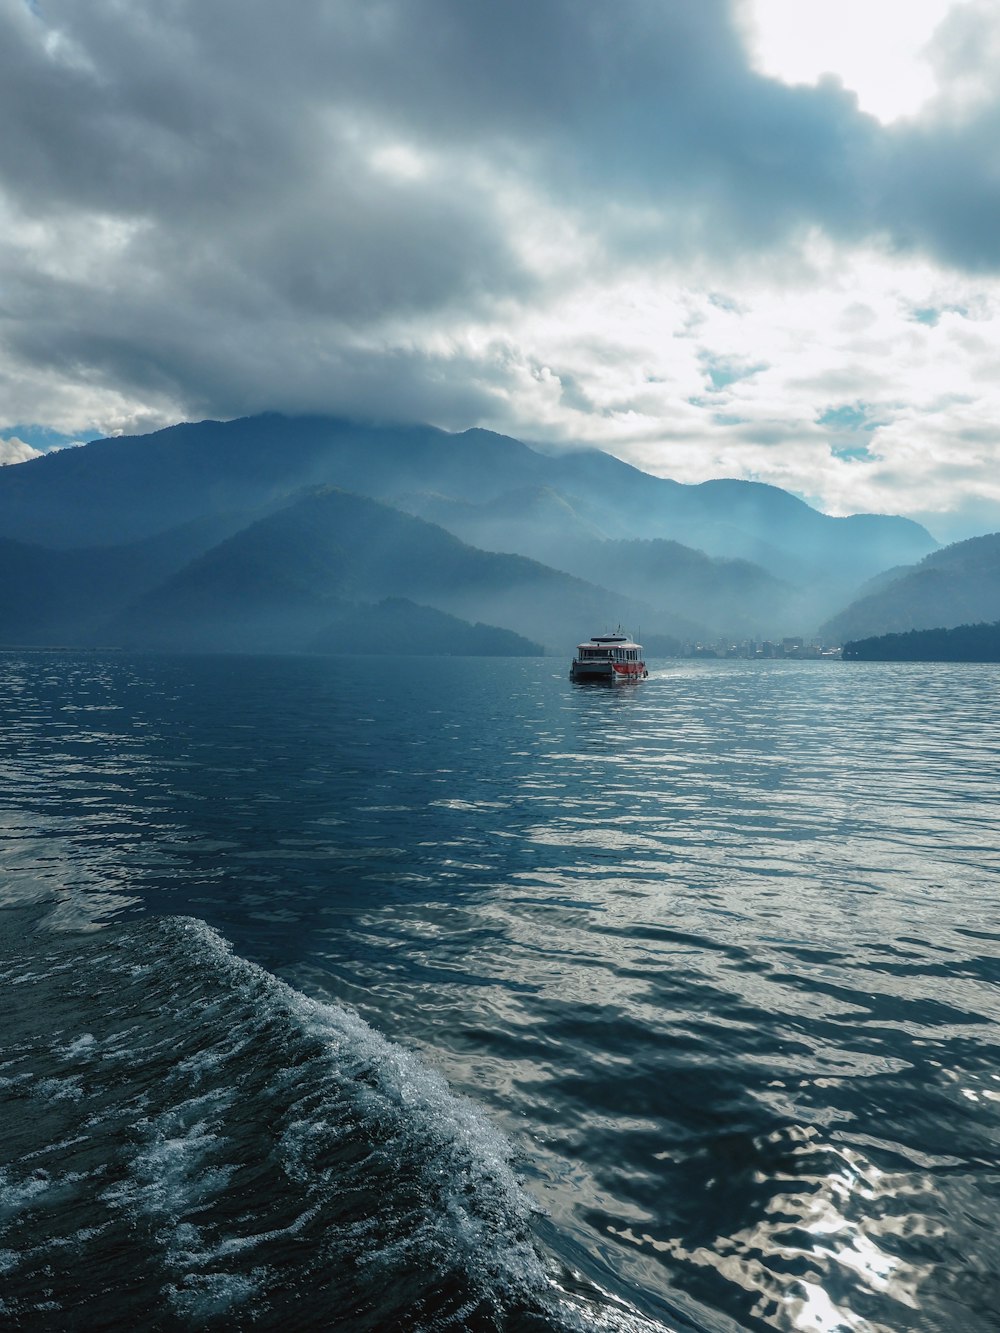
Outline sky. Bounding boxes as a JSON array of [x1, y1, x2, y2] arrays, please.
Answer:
[[2, 0, 1000, 541]]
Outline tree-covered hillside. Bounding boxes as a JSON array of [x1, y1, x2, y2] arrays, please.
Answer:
[[0, 413, 943, 652], [843, 620, 1000, 661], [108, 487, 658, 654], [310, 598, 542, 656], [820, 533, 1000, 644]]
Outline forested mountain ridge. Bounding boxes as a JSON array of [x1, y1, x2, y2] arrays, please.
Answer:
[[0, 414, 941, 652], [844, 620, 1000, 661], [107, 487, 664, 655], [820, 533, 1000, 644], [0, 414, 933, 569]]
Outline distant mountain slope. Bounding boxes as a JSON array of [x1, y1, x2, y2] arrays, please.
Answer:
[[395, 485, 609, 558], [0, 417, 548, 549], [309, 598, 542, 656], [820, 533, 1000, 644], [109, 487, 668, 654], [537, 536, 805, 638], [843, 620, 1000, 661], [422, 522, 804, 638], [0, 416, 936, 618], [537, 461, 935, 584], [0, 513, 248, 645], [394, 480, 930, 634], [396, 483, 798, 631]]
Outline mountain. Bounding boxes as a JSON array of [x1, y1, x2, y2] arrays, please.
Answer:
[[396, 490, 802, 636], [0, 413, 939, 652], [0, 415, 934, 592], [309, 598, 542, 656], [395, 485, 609, 563], [396, 447, 937, 614], [843, 621, 1000, 662], [0, 417, 550, 549], [108, 487, 663, 654], [0, 513, 248, 645], [529, 458, 934, 589], [532, 536, 804, 639], [819, 533, 1000, 644]]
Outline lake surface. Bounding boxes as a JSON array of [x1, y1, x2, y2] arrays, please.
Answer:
[[1, 652, 999, 1331]]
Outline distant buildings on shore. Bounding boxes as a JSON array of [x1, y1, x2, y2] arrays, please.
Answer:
[[679, 637, 842, 660]]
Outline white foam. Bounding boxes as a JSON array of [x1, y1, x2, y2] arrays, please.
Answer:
[[56, 1033, 96, 1059], [102, 1096, 236, 1221], [166, 915, 549, 1301], [167, 1270, 262, 1321], [1, 912, 678, 1330], [0, 1167, 51, 1215], [0, 1074, 33, 1091], [34, 1076, 83, 1102]]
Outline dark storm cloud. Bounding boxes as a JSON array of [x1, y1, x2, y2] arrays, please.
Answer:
[[873, 112, 1000, 271], [1, 0, 999, 427]]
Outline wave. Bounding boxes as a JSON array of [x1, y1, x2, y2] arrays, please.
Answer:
[[0, 914, 675, 1332]]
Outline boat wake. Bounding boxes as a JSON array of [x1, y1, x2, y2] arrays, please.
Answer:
[[0, 913, 677, 1331]]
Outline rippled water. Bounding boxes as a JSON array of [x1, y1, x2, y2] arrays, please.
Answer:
[[1, 652, 999, 1330]]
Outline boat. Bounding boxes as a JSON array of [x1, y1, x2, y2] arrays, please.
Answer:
[[570, 628, 648, 682]]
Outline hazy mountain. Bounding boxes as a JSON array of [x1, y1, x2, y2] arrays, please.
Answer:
[[395, 486, 800, 632], [405, 458, 938, 612], [0, 414, 941, 651], [108, 487, 666, 654], [0, 417, 550, 549], [534, 458, 934, 589], [309, 598, 542, 656], [820, 533, 1000, 644], [395, 485, 609, 562], [532, 536, 806, 638], [0, 513, 249, 645], [844, 563, 915, 603], [0, 416, 935, 600]]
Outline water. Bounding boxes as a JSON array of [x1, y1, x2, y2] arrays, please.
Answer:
[[1, 652, 999, 1331]]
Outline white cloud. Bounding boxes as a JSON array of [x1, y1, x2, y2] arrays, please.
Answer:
[[2, 0, 1000, 537], [0, 436, 42, 465], [356, 239, 1000, 531], [740, 0, 955, 123]]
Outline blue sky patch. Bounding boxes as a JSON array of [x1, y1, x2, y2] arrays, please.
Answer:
[[817, 403, 876, 432], [3, 424, 85, 452], [700, 352, 768, 392]]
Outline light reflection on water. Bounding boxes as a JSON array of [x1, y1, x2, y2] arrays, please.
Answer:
[[1, 653, 1000, 1330], [608, 1127, 941, 1332]]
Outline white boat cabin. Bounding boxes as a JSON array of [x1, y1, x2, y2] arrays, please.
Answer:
[[570, 630, 647, 680]]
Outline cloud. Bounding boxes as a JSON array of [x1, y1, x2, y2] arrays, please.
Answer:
[[0, 436, 42, 465], [1, 0, 1000, 532]]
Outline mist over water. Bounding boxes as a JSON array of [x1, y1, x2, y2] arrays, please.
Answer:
[[1, 652, 999, 1330]]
